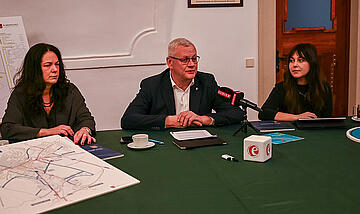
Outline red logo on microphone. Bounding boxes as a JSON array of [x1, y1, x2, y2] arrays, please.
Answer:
[[247, 145, 259, 157], [266, 144, 271, 156], [218, 90, 231, 98], [231, 93, 237, 106]]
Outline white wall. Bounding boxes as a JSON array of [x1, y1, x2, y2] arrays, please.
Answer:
[[258, 0, 276, 107], [1, 0, 258, 130], [66, 64, 166, 130], [170, 1, 259, 121]]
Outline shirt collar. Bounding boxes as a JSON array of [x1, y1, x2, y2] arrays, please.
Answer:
[[169, 71, 194, 91]]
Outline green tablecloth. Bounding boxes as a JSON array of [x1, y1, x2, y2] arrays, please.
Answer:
[[51, 119, 360, 213]]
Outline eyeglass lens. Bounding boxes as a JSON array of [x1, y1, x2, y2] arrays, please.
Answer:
[[182, 56, 199, 64]]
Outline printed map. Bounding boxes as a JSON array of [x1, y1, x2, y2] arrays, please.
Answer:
[[0, 135, 139, 213]]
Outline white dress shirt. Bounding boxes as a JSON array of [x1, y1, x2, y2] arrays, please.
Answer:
[[170, 73, 194, 115]]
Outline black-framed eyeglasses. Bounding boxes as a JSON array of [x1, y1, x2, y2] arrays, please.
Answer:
[[169, 56, 200, 65]]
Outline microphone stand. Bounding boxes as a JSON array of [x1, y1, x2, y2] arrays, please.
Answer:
[[232, 106, 257, 136]]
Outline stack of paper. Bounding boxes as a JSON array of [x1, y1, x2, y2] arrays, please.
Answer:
[[170, 130, 216, 141], [170, 130, 225, 149]]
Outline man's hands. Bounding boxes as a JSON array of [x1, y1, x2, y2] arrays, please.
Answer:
[[165, 111, 213, 128], [38, 125, 96, 145]]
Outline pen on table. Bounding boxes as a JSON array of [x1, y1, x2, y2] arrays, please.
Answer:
[[149, 139, 164, 145], [221, 154, 238, 162]]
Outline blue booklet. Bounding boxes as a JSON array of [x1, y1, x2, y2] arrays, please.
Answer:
[[81, 144, 124, 160], [263, 132, 304, 144]]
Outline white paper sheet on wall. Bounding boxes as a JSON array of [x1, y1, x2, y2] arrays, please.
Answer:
[[0, 16, 29, 120]]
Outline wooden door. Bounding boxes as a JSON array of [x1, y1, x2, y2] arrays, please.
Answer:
[[276, 0, 350, 116]]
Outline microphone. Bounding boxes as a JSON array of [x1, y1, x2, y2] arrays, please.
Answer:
[[238, 98, 263, 112], [218, 87, 244, 106], [218, 87, 263, 112]]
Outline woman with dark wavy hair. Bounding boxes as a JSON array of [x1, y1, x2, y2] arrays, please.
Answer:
[[258, 43, 333, 121], [1, 43, 96, 144]]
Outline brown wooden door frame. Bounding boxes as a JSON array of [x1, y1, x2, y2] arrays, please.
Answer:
[[334, 0, 351, 116]]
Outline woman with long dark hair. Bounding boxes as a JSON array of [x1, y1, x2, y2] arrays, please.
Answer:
[[1, 43, 96, 144], [258, 43, 332, 121]]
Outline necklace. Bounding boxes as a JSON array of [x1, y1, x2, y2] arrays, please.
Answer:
[[298, 91, 306, 98], [43, 100, 53, 108], [43, 103, 53, 108]]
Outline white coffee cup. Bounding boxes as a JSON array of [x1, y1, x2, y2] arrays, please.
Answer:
[[132, 134, 148, 146], [0, 140, 9, 146]]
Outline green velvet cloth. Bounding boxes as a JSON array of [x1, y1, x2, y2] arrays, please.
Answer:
[[51, 118, 360, 214]]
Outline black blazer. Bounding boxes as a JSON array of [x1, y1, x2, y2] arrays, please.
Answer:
[[121, 68, 244, 130], [1, 83, 96, 142], [258, 82, 333, 120]]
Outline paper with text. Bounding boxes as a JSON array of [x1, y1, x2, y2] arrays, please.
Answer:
[[170, 130, 216, 141], [0, 16, 29, 120]]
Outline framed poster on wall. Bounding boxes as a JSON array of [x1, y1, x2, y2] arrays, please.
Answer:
[[188, 0, 243, 8]]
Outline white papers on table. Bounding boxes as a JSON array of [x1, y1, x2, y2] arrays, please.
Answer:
[[170, 130, 216, 141]]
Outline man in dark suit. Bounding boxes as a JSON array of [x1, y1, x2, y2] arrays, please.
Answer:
[[121, 38, 244, 130]]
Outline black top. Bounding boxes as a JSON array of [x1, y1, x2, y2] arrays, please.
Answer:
[[121, 68, 244, 130], [1, 83, 96, 142], [258, 82, 333, 120]]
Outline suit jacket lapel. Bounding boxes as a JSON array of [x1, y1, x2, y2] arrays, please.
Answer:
[[161, 69, 176, 115], [190, 77, 201, 113]]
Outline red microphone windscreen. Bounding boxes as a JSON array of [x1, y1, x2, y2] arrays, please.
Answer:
[[218, 87, 235, 99], [218, 87, 245, 106]]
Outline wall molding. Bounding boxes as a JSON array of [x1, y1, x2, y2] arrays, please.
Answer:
[[63, 0, 166, 70], [0, 0, 169, 70]]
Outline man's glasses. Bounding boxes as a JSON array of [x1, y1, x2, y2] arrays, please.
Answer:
[[169, 56, 200, 65]]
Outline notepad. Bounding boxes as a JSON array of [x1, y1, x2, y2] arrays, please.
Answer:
[[172, 137, 226, 149], [249, 121, 295, 133], [295, 117, 346, 129], [170, 130, 225, 149], [81, 144, 124, 160]]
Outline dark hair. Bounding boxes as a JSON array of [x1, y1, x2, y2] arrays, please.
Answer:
[[14, 43, 69, 112], [284, 43, 329, 113]]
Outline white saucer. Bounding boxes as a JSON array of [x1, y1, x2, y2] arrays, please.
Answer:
[[351, 116, 360, 122], [127, 142, 155, 150], [346, 127, 360, 143]]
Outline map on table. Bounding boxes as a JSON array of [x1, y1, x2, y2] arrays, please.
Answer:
[[0, 135, 140, 213]]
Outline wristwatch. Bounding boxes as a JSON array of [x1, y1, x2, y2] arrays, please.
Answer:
[[84, 127, 92, 135], [209, 117, 215, 126]]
